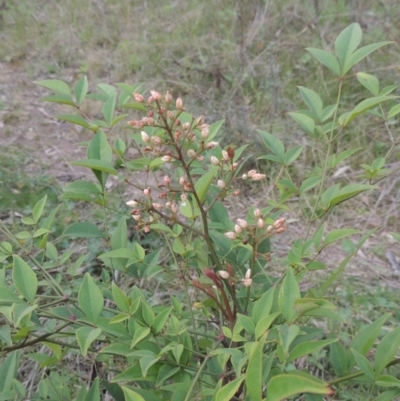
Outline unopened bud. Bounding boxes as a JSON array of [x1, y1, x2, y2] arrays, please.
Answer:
[[247, 170, 257, 177], [143, 188, 151, 196], [233, 190, 241, 196], [225, 232, 237, 240], [150, 90, 162, 100], [257, 218, 265, 229], [196, 155, 204, 161], [141, 131, 150, 143], [251, 173, 266, 181], [267, 225, 274, 233], [237, 219, 248, 229], [217, 180, 226, 189], [176, 97, 184, 110], [165, 201, 171, 209], [201, 126, 209, 139], [152, 203, 162, 210], [254, 209, 262, 218], [273, 218, 286, 229], [167, 110, 175, 120], [242, 174, 248, 179], [226, 264, 234, 277], [227, 147, 235, 159], [161, 155, 172, 162], [152, 136, 162, 145], [187, 149, 196, 158], [219, 270, 230, 279], [164, 176, 171, 186], [275, 226, 286, 234], [243, 278, 252, 287], [179, 177, 186, 186], [148, 96, 154, 104], [210, 156, 220, 165], [183, 122, 190, 130], [174, 130, 182, 140], [181, 194, 187, 201], [222, 150, 230, 161], [133, 93, 145, 103], [144, 225, 150, 233], [245, 269, 251, 279], [232, 162, 238, 170], [197, 115, 205, 126], [126, 200, 137, 207], [146, 117, 155, 126], [234, 224, 242, 234], [171, 202, 178, 213], [165, 91, 172, 103], [206, 141, 219, 149]]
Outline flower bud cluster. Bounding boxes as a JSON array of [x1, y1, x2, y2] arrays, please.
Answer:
[[242, 169, 266, 181]]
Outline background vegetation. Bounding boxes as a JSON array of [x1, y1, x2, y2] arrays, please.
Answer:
[[0, 0, 399, 400]]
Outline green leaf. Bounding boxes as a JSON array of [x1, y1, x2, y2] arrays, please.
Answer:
[[0, 351, 19, 392], [41, 94, 76, 107], [375, 326, 400, 376], [329, 342, 349, 376], [258, 130, 285, 161], [63, 180, 101, 195], [32, 195, 47, 223], [252, 287, 275, 323], [131, 327, 150, 349], [33, 79, 71, 96], [215, 376, 245, 401], [288, 339, 338, 363], [255, 312, 280, 340], [285, 145, 303, 165], [112, 282, 130, 313], [387, 104, 400, 120], [357, 72, 379, 96], [84, 377, 100, 401], [351, 349, 375, 380], [328, 184, 377, 207], [122, 386, 145, 401], [376, 375, 400, 388], [54, 114, 91, 129], [194, 167, 218, 203], [71, 159, 118, 175], [245, 333, 267, 401], [344, 96, 398, 126], [103, 94, 116, 126], [300, 176, 322, 194], [298, 86, 323, 120], [305, 48, 340, 76], [207, 119, 225, 142], [278, 267, 300, 322], [64, 222, 105, 238], [111, 217, 128, 250], [74, 75, 88, 105], [347, 41, 393, 75], [321, 229, 360, 249], [152, 307, 173, 334], [76, 327, 102, 357], [12, 255, 38, 303], [266, 372, 333, 401], [78, 273, 104, 323], [288, 112, 315, 136], [0, 288, 23, 305], [335, 23, 362, 75]]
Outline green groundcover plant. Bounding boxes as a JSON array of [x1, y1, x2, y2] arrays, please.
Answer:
[[1, 23, 400, 401]]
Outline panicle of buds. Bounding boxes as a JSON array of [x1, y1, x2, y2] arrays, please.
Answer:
[[210, 156, 220, 165], [219, 270, 230, 279], [176, 97, 184, 111], [217, 180, 226, 189], [150, 90, 162, 101], [251, 173, 266, 181], [206, 141, 219, 149], [234, 224, 242, 234], [133, 93, 145, 103], [127, 120, 144, 128], [236, 219, 248, 229], [165, 91, 172, 103], [161, 155, 172, 162], [126, 200, 138, 207], [225, 232, 237, 240], [163, 176, 171, 186]]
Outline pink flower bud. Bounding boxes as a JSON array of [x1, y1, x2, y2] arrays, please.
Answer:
[[247, 170, 257, 177], [275, 226, 286, 234], [210, 156, 220, 165], [222, 150, 229, 161], [206, 141, 219, 149], [237, 219, 248, 229], [152, 203, 162, 210], [219, 270, 230, 279], [133, 93, 145, 103], [257, 218, 265, 228], [141, 131, 150, 143], [150, 90, 162, 101], [273, 218, 286, 229], [225, 232, 237, 240], [144, 225, 150, 233], [242, 278, 252, 287], [174, 130, 182, 140], [143, 188, 151, 196], [171, 202, 178, 213], [233, 190, 241, 196], [217, 180, 226, 189], [148, 96, 154, 104], [164, 176, 171, 186], [165, 91, 172, 103], [254, 209, 261, 218], [179, 177, 186, 186], [187, 149, 196, 158], [152, 136, 162, 145], [251, 173, 266, 181], [176, 97, 184, 110], [161, 155, 172, 162], [234, 224, 242, 234], [167, 110, 175, 120], [183, 122, 190, 130], [197, 116, 205, 126], [196, 155, 204, 161], [201, 126, 209, 138], [126, 200, 137, 207]]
